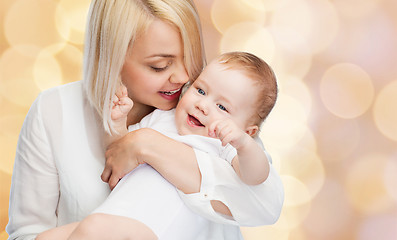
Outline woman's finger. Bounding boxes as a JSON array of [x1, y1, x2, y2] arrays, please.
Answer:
[[109, 175, 121, 190], [101, 166, 111, 183]]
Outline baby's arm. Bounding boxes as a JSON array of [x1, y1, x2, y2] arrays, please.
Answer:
[[105, 85, 133, 147], [209, 119, 270, 185]]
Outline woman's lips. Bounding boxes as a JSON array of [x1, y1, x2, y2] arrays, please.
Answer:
[[187, 114, 204, 127], [159, 88, 181, 100]]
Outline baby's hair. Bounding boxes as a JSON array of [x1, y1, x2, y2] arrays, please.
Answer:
[[217, 52, 278, 127]]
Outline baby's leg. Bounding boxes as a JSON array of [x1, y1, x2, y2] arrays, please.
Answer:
[[67, 213, 157, 240], [93, 164, 209, 239], [36, 222, 79, 240]]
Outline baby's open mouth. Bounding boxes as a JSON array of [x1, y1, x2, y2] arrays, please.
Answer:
[[188, 114, 204, 127]]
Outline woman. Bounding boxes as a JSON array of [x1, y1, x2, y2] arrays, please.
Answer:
[[7, 0, 284, 239]]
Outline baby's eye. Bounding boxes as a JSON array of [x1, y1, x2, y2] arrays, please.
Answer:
[[197, 88, 205, 95], [217, 104, 227, 112]]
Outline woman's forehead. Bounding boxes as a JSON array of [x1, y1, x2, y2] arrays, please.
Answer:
[[132, 19, 183, 58]]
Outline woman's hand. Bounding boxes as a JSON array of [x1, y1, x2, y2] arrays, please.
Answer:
[[102, 130, 143, 190], [102, 128, 201, 192]]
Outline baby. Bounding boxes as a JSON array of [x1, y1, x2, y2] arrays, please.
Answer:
[[38, 51, 278, 240], [109, 51, 278, 185]]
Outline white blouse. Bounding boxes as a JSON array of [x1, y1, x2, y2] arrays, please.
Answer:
[[6, 81, 284, 240]]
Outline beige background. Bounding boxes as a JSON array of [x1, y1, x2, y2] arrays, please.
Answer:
[[1, 0, 397, 239]]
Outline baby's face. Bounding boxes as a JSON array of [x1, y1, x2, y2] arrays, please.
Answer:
[[175, 61, 258, 137]]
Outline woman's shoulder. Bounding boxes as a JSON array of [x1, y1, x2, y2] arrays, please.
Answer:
[[29, 80, 87, 121], [35, 80, 84, 108], [39, 80, 83, 100]]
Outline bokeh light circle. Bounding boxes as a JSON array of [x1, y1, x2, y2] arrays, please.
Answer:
[[211, 0, 266, 34], [305, 0, 339, 54], [244, 28, 276, 65], [260, 93, 310, 153], [241, 225, 289, 240], [303, 179, 353, 237], [220, 22, 263, 53], [270, 0, 339, 54], [240, 0, 289, 12], [373, 80, 397, 141], [320, 63, 375, 119], [280, 147, 325, 201], [274, 201, 311, 231], [317, 116, 360, 162], [383, 156, 397, 201], [282, 175, 311, 207], [0, 230, 9, 240], [4, 0, 66, 51], [358, 214, 397, 240], [55, 0, 91, 45], [0, 46, 41, 107], [34, 47, 63, 91], [270, 0, 310, 50], [272, 48, 312, 80], [277, 75, 312, 116], [345, 154, 395, 215], [333, 0, 381, 19], [56, 44, 84, 84]]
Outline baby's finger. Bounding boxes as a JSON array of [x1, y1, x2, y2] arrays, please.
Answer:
[[119, 96, 133, 107], [115, 84, 125, 99], [221, 133, 235, 146], [217, 124, 233, 141], [213, 120, 228, 133], [208, 120, 222, 137], [121, 84, 128, 97], [111, 94, 120, 107], [211, 119, 229, 137]]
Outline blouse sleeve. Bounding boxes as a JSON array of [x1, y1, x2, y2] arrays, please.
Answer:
[[6, 93, 59, 239], [177, 147, 284, 227]]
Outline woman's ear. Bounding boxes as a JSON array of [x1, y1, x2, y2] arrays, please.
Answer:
[[245, 125, 259, 137]]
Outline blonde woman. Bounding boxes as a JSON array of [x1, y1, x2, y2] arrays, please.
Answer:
[[7, 0, 284, 239]]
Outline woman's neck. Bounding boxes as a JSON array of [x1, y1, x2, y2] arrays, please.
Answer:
[[126, 102, 155, 126]]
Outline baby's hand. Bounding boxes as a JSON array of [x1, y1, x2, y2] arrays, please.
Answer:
[[111, 85, 133, 122], [208, 119, 249, 149]]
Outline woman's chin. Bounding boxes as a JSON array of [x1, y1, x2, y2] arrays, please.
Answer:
[[155, 102, 178, 111]]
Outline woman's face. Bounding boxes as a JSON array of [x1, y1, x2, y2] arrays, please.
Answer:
[[121, 19, 188, 111]]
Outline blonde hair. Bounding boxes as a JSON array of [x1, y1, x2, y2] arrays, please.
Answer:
[[83, 0, 206, 132], [217, 51, 278, 127]]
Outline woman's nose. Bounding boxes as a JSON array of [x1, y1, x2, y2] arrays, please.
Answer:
[[170, 62, 189, 84]]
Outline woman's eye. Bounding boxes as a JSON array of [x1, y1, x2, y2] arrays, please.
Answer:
[[197, 88, 205, 95], [151, 66, 168, 72], [217, 104, 227, 112], [150, 61, 172, 72]]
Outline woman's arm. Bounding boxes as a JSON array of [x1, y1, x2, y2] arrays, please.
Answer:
[[103, 128, 284, 226], [103, 128, 232, 217], [102, 128, 201, 193], [7, 94, 60, 239]]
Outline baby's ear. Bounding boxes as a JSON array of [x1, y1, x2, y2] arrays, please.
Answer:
[[245, 125, 259, 137]]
